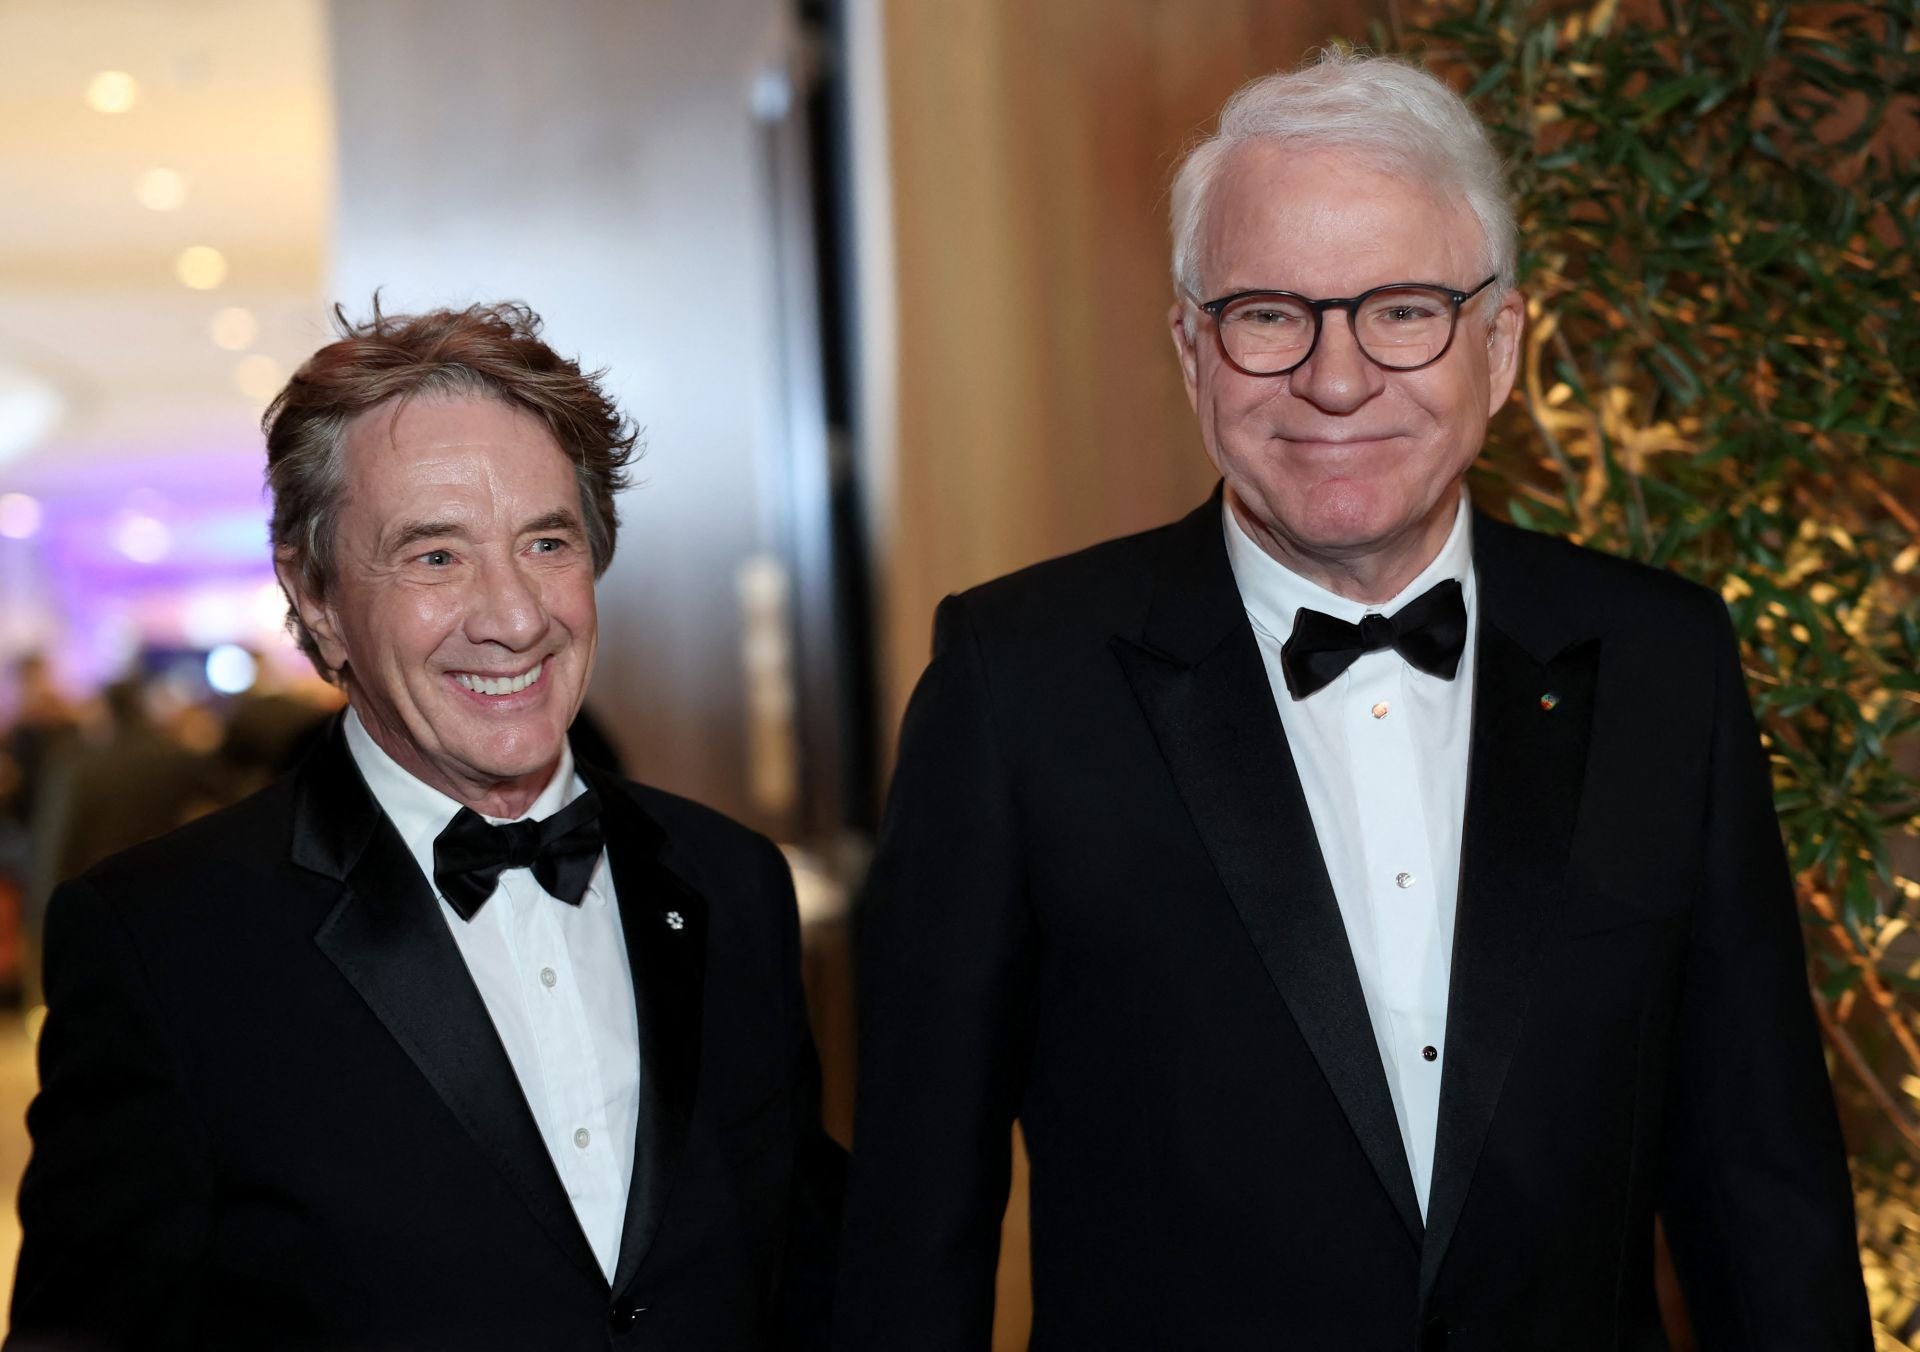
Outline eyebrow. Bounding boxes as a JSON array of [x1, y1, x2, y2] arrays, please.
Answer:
[[520, 509, 585, 537], [380, 509, 586, 558], [382, 519, 466, 556]]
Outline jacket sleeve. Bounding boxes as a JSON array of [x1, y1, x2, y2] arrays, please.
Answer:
[[833, 595, 1036, 1351], [8, 878, 214, 1351], [1656, 594, 1870, 1348]]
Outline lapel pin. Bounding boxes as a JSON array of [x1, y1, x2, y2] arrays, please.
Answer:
[[664, 910, 685, 931], [1539, 691, 1561, 711]]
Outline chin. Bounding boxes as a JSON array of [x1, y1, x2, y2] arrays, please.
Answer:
[[1299, 478, 1447, 545], [458, 724, 570, 783], [1254, 492, 1395, 555]]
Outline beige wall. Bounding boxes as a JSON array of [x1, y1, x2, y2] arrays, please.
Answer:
[[874, 0, 1387, 737]]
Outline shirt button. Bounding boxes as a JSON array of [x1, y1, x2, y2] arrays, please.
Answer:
[[539, 967, 557, 989], [1422, 1045, 1438, 1062], [574, 1127, 591, 1149], [1395, 871, 1416, 889], [1371, 701, 1390, 719]]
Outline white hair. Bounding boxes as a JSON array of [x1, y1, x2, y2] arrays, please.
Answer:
[[1169, 49, 1518, 303]]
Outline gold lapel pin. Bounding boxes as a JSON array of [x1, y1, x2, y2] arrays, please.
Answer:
[[1539, 692, 1561, 711]]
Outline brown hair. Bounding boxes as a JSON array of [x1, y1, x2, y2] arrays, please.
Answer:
[[264, 299, 638, 677]]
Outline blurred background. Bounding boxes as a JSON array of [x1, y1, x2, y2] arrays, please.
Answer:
[[0, 0, 1379, 1339], [11, 1, 1912, 1345]]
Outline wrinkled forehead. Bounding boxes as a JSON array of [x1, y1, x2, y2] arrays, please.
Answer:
[[1197, 138, 1487, 290], [330, 393, 581, 543]]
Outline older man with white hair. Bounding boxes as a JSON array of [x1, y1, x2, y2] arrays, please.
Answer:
[[835, 51, 1867, 1350]]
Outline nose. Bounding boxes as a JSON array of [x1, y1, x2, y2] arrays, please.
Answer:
[[1287, 307, 1385, 414], [465, 553, 550, 650]]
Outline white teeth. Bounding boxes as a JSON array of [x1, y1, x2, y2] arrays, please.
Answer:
[[454, 663, 544, 697]]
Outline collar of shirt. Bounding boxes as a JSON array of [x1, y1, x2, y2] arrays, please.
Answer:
[[1224, 490, 1477, 661], [341, 706, 607, 911]]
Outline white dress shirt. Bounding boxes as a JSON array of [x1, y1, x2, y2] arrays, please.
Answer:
[[1223, 493, 1477, 1217], [344, 708, 640, 1280]]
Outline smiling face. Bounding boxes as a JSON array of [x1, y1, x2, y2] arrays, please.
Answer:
[[1170, 141, 1524, 600], [279, 393, 597, 816]]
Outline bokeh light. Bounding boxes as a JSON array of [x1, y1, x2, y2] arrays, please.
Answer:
[[134, 167, 188, 211], [174, 245, 228, 290], [112, 512, 172, 563], [205, 643, 258, 695], [84, 70, 139, 114], [0, 492, 42, 540]]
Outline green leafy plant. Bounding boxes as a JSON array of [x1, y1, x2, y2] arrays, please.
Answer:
[[1386, 0, 1920, 1338]]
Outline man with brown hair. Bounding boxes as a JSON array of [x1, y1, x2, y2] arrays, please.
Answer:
[[10, 302, 841, 1351]]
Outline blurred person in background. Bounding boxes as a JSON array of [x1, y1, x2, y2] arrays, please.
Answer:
[[9, 301, 841, 1351], [212, 650, 336, 795], [0, 656, 80, 1006], [836, 51, 1867, 1350], [0, 653, 80, 1008], [0, 655, 79, 840], [27, 671, 228, 900]]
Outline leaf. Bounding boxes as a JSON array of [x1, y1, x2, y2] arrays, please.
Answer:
[[1820, 962, 1865, 1000], [1468, 59, 1513, 101], [1648, 342, 1705, 406]]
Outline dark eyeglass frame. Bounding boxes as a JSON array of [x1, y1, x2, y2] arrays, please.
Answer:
[[1196, 274, 1499, 377]]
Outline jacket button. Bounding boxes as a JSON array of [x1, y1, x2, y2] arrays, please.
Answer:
[[609, 1295, 646, 1332], [1421, 1315, 1450, 1350]]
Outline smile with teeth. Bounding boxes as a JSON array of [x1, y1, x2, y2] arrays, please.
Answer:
[[453, 661, 545, 697]]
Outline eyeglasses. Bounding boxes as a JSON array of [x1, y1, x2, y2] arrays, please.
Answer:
[[1195, 275, 1498, 377]]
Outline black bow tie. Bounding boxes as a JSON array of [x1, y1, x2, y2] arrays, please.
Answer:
[[432, 788, 606, 921], [1279, 577, 1468, 700]]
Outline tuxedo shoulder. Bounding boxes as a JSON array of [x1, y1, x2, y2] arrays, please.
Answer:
[[948, 517, 1175, 637], [1476, 515, 1726, 630], [616, 777, 778, 859], [605, 777, 791, 902]]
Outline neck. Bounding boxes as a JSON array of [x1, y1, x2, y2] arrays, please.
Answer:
[[1229, 487, 1460, 605]]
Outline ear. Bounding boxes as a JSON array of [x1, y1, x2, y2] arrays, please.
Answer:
[[1484, 286, 1526, 416], [1168, 299, 1202, 412], [274, 549, 349, 675]]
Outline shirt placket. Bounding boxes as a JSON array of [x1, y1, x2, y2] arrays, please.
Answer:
[[1345, 650, 1448, 1210], [503, 874, 620, 1259]]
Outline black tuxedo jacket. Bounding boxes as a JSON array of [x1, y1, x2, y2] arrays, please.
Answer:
[[835, 493, 1866, 1351], [9, 722, 842, 1351]]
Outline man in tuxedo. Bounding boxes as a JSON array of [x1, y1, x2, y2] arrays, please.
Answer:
[[10, 302, 841, 1350], [835, 52, 1867, 1350]]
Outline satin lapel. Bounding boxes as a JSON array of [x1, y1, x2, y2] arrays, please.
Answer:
[[294, 722, 601, 1284], [1419, 520, 1599, 1297], [585, 768, 710, 1295], [1111, 492, 1424, 1246]]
